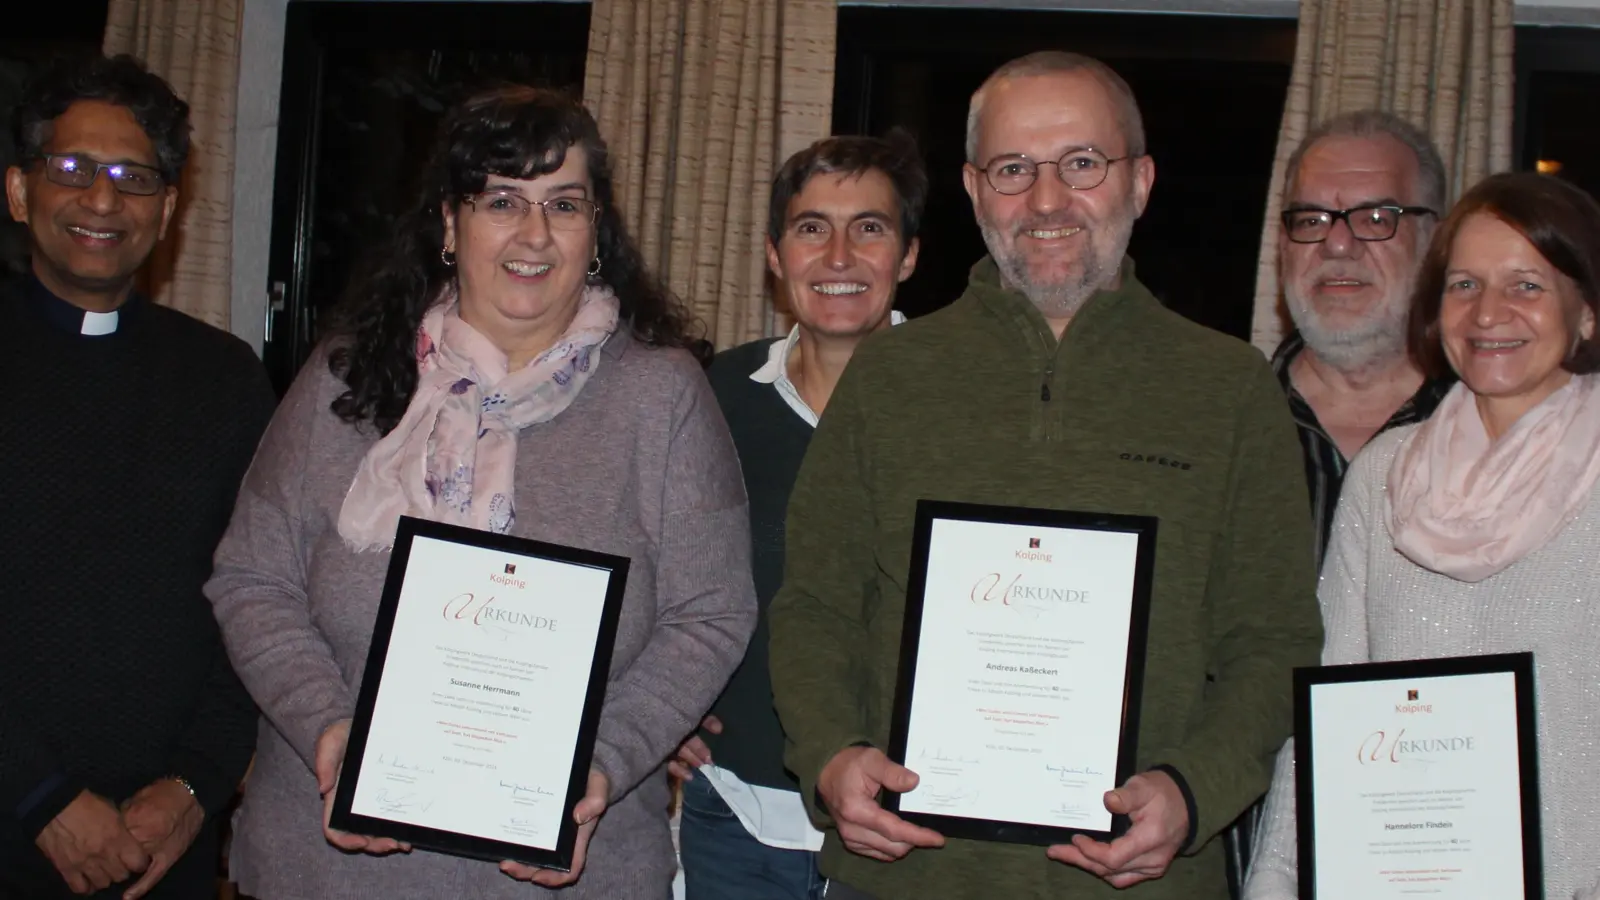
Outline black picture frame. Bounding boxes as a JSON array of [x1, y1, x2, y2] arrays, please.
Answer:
[[328, 515, 629, 871], [884, 499, 1158, 846], [1293, 652, 1543, 900]]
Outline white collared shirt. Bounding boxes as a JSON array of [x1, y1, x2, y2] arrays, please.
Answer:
[[81, 309, 118, 335], [748, 311, 907, 427], [703, 311, 908, 853]]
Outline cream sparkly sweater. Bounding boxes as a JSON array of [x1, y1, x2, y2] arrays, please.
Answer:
[[1244, 423, 1600, 900]]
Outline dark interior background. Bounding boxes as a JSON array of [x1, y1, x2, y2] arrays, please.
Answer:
[[1, 0, 114, 276], [833, 6, 1298, 340], [3, 2, 1598, 393], [1515, 26, 1600, 201], [262, 1, 591, 388]]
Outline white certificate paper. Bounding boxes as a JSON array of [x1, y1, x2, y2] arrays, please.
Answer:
[[898, 518, 1142, 832], [348, 534, 614, 851], [1307, 671, 1529, 899]]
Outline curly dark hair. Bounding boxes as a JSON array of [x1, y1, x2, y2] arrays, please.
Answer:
[[12, 54, 190, 183], [326, 85, 701, 434]]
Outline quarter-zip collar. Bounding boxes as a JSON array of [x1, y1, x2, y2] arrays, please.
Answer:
[[957, 254, 1161, 441]]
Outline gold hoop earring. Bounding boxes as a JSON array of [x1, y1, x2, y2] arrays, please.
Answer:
[[440, 247, 456, 267], [587, 257, 603, 277]]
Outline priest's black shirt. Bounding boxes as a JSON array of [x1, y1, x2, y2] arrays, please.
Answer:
[[0, 276, 276, 898]]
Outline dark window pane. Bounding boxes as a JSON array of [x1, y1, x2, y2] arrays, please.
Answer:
[[265, 2, 588, 388], [833, 7, 1296, 341], [1516, 25, 1600, 205], [0, 0, 112, 277]]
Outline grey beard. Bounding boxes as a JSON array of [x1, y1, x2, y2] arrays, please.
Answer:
[[982, 222, 1112, 320], [1289, 301, 1410, 372]]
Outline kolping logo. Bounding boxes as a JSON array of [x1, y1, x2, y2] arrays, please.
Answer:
[[1028, 538, 1041, 549], [1407, 689, 1419, 701], [504, 563, 517, 574]]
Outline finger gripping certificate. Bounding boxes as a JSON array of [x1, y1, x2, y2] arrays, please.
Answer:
[[1294, 653, 1543, 900], [330, 516, 628, 870], [886, 501, 1157, 845]]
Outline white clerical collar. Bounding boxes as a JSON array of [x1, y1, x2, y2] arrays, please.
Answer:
[[750, 310, 907, 427], [81, 309, 119, 335]]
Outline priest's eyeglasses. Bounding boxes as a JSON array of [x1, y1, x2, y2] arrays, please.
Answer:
[[33, 154, 165, 196]]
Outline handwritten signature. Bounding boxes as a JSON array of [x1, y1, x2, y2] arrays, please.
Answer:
[[378, 753, 437, 775], [375, 789, 434, 814], [1046, 764, 1103, 779], [924, 787, 980, 809], [1052, 802, 1091, 821], [920, 747, 983, 765], [500, 780, 557, 801]]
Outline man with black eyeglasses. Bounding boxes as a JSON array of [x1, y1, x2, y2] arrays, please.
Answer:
[[1268, 110, 1457, 567], [1227, 110, 1458, 898], [1, 54, 273, 900]]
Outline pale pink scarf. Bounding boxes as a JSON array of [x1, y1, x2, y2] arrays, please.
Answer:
[[1387, 373, 1600, 582], [337, 284, 621, 551]]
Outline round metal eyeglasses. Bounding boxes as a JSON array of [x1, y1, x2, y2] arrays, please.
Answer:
[[976, 147, 1136, 195]]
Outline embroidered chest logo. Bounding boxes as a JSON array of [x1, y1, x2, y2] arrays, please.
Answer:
[[1117, 452, 1193, 471]]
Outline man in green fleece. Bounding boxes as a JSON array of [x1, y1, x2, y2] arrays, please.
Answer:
[[766, 50, 1324, 900]]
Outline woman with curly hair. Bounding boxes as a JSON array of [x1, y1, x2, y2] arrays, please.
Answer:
[[204, 85, 755, 899]]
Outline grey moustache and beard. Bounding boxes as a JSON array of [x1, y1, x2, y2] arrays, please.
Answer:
[[981, 200, 1137, 321], [1285, 271, 1412, 372]]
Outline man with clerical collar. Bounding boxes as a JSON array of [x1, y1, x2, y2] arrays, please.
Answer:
[[1, 54, 274, 899], [766, 51, 1323, 900], [670, 132, 923, 900]]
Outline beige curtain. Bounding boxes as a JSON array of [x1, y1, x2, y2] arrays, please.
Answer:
[[1249, 0, 1515, 355], [104, 0, 242, 331], [585, 0, 837, 349]]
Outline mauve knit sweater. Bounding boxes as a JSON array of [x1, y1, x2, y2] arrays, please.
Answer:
[[203, 335, 756, 899]]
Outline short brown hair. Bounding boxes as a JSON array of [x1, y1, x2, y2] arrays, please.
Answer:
[[767, 129, 928, 257], [966, 51, 1145, 163], [1408, 172, 1600, 379]]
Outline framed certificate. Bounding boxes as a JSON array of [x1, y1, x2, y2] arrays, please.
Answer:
[[328, 516, 629, 871], [884, 500, 1157, 845], [1294, 653, 1542, 900]]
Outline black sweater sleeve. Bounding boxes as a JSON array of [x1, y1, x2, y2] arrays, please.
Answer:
[[159, 356, 278, 815], [0, 715, 86, 840], [160, 643, 260, 816]]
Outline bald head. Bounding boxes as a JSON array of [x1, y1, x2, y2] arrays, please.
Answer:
[[966, 51, 1145, 164]]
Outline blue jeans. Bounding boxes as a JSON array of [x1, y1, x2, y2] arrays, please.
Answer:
[[678, 774, 824, 900]]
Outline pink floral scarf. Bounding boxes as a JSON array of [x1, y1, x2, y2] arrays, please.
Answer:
[[1387, 373, 1600, 582], [337, 285, 620, 551]]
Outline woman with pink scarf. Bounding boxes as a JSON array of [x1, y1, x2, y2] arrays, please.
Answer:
[[1245, 172, 1600, 900], [203, 86, 756, 899]]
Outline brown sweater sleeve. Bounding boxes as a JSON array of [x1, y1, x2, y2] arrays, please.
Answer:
[[588, 365, 757, 799]]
